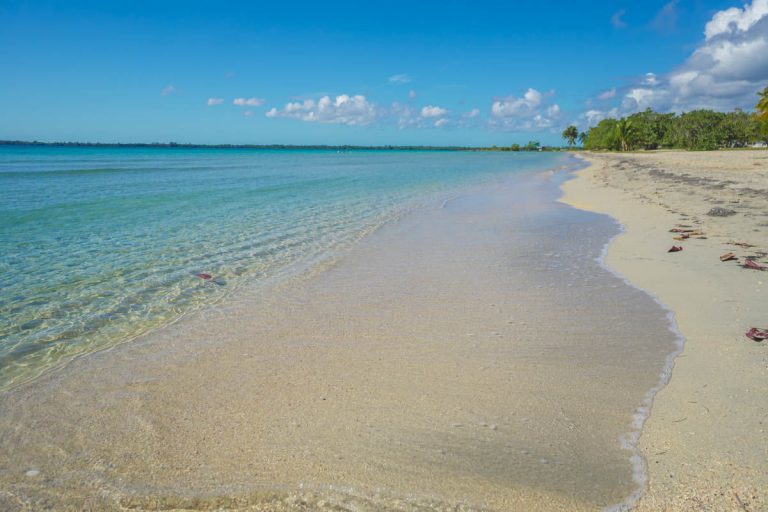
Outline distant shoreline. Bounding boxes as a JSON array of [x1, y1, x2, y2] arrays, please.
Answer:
[[0, 140, 571, 152], [0, 140, 477, 151]]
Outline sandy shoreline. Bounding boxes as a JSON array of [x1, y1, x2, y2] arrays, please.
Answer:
[[561, 150, 768, 511], [0, 160, 680, 511]]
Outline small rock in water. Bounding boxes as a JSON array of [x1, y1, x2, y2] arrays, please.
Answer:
[[25, 469, 39, 477], [707, 207, 736, 217]]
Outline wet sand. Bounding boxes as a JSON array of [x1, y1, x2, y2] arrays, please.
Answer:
[[561, 151, 768, 511], [0, 165, 678, 510]]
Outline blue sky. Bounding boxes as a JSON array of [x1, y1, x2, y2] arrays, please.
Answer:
[[2, 0, 766, 145]]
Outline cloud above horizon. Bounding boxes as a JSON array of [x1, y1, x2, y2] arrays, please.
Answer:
[[581, 0, 768, 128], [389, 74, 411, 84], [207, 98, 224, 106], [265, 94, 380, 125], [489, 88, 562, 131], [421, 105, 448, 118], [160, 85, 176, 96], [233, 97, 265, 107]]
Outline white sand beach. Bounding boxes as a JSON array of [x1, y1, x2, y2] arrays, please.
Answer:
[[561, 150, 768, 511]]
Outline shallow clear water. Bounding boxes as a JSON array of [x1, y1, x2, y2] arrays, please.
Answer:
[[0, 147, 567, 389], [0, 162, 679, 511]]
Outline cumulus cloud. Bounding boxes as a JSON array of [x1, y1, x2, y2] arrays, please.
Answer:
[[390, 103, 451, 129], [597, 88, 617, 100], [582, 0, 768, 126], [160, 85, 176, 96], [611, 9, 627, 28], [642, 72, 660, 86], [207, 98, 224, 106], [584, 108, 619, 126], [233, 97, 265, 107], [421, 105, 448, 118], [489, 88, 561, 131], [705, 0, 768, 39], [463, 108, 480, 118], [265, 94, 379, 125], [389, 74, 411, 84]]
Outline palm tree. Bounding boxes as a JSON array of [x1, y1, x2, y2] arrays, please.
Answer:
[[615, 119, 636, 151], [562, 125, 579, 147], [757, 86, 768, 121], [578, 131, 587, 147]]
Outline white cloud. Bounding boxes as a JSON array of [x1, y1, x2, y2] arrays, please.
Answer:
[[546, 104, 561, 117], [584, 108, 618, 125], [705, 0, 768, 39], [582, 0, 768, 125], [233, 97, 265, 107], [244, 111, 254, 117], [408, 89, 417, 99], [265, 94, 379, 125], [160, 85, 176, 96], [491, 88, 543, 118], [389, 74, 411, 84], [642, 72, 660, 86], [421, 105, 448, 118], [207, 98, 224, 106], [463, 108, 480, 118], [391, 103, 451, 129], [597, 88, 617, 100], [490, 88, 561, 131], [611, 9, 627, 28], [391, 103, 418, 129]]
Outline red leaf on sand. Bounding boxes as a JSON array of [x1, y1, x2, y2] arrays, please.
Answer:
[[196, 273, 213, 280], [743, 259, 765, 270], [746, 327, 768, 342], [668, 246, 683, 253]]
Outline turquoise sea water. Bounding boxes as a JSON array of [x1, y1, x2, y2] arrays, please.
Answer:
[[0, 146, 568, 390]]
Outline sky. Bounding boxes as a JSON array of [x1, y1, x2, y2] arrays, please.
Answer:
[[1, 0, 767, 146]]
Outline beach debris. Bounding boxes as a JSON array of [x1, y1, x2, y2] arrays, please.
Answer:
[[720, 252, 737, 262], [707, 207, 736, 217], [732, 242, 755, 248], [745, 327, 768, 342], [670, 228, 693, 233], [668, 246, 683, 253], [743, 259, 766, 271], [673, 234, 690, 241], [25, 469, 39, 477], [195, 273, 213, 280]]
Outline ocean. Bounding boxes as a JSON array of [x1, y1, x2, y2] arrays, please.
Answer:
[[0, 146, 568, 390], [0, 146, 682, 510]]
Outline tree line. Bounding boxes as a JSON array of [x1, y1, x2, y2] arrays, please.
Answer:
[[563, 86, 768, 151]]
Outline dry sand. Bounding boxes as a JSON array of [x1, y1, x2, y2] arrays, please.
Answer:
[[561, 150, 768, 511]]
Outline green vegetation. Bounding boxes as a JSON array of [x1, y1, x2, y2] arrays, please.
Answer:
[[757, 86, 768, 122], [561, 125, 578, 147], [583, 107, 768, 151]]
